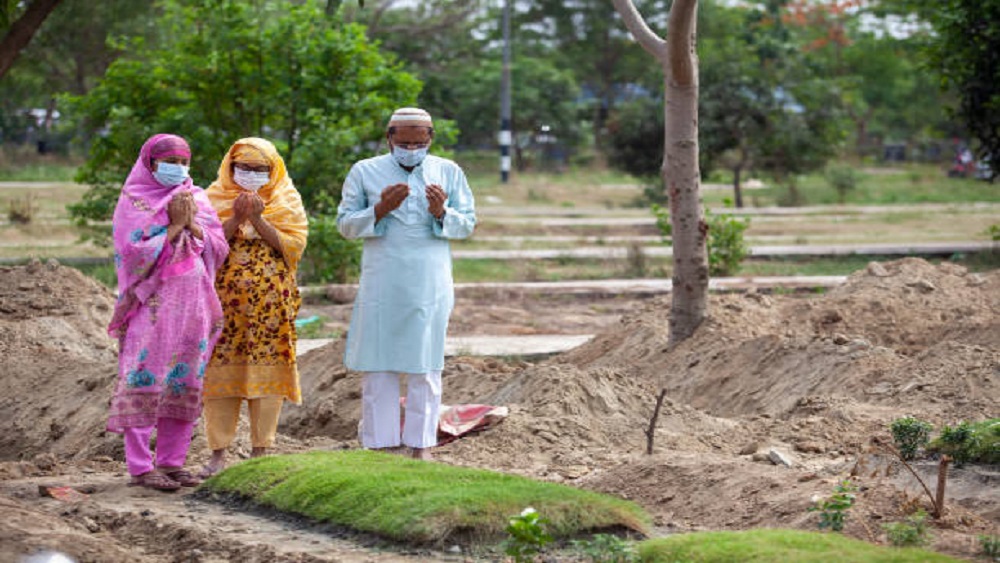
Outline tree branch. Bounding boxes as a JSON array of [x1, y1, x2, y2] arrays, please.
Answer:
[[667, 0, 697, 86], [0, 0, 63, 80], [611, 0, 666, 60]]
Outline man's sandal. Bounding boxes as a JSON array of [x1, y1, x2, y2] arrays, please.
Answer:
[[161, 469, 201, 487], [129, 471, 182, 491]]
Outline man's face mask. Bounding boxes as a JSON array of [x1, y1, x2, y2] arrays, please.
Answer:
[[233, 168, 270, 191], [391, 145, 429, 168], [153, 162, 190, 187]]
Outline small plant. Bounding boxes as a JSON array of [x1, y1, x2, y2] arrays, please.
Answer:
[[571, 533, 638, 563], [651, 200, 750, 277], [883, 509, 931, 547], [825, 165, 863, 203], [809, 479, 856, 532], [979, 534, 1000, 561], [7, 194, 36, 224], [503, 507, 553, 562], [890, 417, 933, 461], [985, 223, 1000, 242], [705, 203, 750, 276]]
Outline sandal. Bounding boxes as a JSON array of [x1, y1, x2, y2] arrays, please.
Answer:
[[128, 471, 181, 491], [161, 469, 201, 487], [196, 462, 224, 480]]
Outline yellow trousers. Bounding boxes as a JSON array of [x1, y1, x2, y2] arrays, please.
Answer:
[[204, 396, 284, 450]]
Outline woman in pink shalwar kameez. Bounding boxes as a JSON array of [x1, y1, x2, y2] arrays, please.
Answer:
[[107, 134, 228, 491]]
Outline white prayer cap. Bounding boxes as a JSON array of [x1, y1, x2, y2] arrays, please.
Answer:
[[387, 107, 433, 129]]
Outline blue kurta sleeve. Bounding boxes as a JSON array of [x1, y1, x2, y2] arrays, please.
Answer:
[[337, 166, 387, 239], [432, 166, 476, 240]]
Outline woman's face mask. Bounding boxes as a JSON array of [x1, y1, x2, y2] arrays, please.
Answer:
[[152, 162, 190, 187], [233, 168, 271, 191], [392, 146, 428, 168]]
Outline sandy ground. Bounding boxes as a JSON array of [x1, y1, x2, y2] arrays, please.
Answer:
[[1, 257, 998, 562]]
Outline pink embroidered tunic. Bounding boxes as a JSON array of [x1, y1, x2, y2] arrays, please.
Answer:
[[106, 134, 229, 432]]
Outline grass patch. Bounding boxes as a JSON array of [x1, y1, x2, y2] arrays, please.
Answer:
[[68, 260, 117, 288], [638, 528, 961, 562], [201, 450, 649, 546], [0, 163, 79, 182]]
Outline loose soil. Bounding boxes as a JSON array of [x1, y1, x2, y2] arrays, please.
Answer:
[[1, 257, 997, 561]]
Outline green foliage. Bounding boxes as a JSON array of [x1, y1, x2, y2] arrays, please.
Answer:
[[637, 528, 962, 562], [809, 479, 856, 532], [201, 451, 650, 545], [571, 533, 638, 563], [893, 0, 1000, 175], [65, 0, 421, 229], [652, 202, 749, 277], [503, 507, 553, 562], [298, 214, 361, 284], [928, 418, 1000, 465], [980, 534, 1000, 561], [825, 165, 863, 204], [705, 204, 750, 277], [985, 224, 1000, 242], [604, 97, 664, 181], [883, 510, 931, 548], [890, 417, 933, 461]]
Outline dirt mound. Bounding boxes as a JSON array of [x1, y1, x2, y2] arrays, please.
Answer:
[[561, 258, 999, 420], [0, 260, 121, 461]]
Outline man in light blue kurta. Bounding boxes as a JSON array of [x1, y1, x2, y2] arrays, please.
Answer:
[[337, 108, 476, 460]]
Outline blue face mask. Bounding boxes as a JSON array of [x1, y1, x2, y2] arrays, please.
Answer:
[[153, 162, 190, 187], [392, 146, 428, 168]]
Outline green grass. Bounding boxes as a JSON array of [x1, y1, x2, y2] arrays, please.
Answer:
[[0, 162, 76, 182], [201, 450, 650, 546], [733, 164, 998, 207], [67, 261, 116, 287], [638, 529, 961, 562], [449, 252, 999, 283]]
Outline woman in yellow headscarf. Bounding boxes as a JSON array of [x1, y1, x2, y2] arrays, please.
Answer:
[[199, 137, 308, 477]]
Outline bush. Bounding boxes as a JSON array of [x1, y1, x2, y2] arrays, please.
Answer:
[[890, 417, 933, 461], [928, 419, 999, 465], [298, 214, 361, 284], [883, 510, 931, 547], [651, 201, 750, 277], [825, 165, 863, 203]]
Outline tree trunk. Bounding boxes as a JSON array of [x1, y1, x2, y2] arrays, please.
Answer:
[[613, 0, 704, 455], [664, 68, 707, 345], [732, 164, 744, 208], [0, 0, 63, 80]]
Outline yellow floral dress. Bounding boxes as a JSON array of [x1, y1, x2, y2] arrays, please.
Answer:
[[203, 238, 301, 403]]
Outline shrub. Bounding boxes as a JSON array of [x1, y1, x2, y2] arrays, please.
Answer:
[[883, 510, 931, 547], [890, 417, 933, 461], [825, 165, 863, 203], [928, 419, 999, 465], [651, 201, 750, 277], [298, 214, 361, 284]]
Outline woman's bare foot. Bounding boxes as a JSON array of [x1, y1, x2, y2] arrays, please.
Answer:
[[197, 449, 226, 479], [411, 447, 432, 461], [251, 447, 268, 458]]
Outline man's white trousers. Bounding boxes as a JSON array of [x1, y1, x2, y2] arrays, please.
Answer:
[[360, 370, 441, 448]]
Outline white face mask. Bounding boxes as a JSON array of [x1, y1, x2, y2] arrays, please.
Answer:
[[233, 168, 270, 191]]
